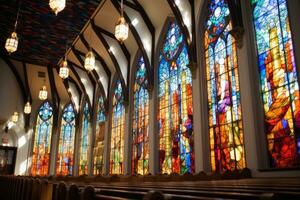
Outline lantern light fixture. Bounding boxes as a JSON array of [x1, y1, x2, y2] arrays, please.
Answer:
[[115, 0, 129, 42], [5, 32, 18, 54], [84, 50, 95, 71], [11, 112, 19, 123], [59, 59, 69, 79], [24, 101, 32, 114], [39, 85, 48, 100], [5, 1, 21, 54], [49, 0, 66, 15]]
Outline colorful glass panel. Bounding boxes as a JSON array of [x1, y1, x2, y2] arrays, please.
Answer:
[[251, 0, 300, 168], [93, 96, 106, 175], [79, 102, 91, 175], [31, 101, 53, 176], [132, 57, 150, 175], [205, 0, 245, 172], [110, 80, 125, 174], [56, 104, 76, 176], [158, 20, 194, 174]]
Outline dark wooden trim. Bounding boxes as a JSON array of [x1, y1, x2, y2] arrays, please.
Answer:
[[68, 77, 83, 111], [111, 0, 152, 88], [47, 64, 60, 129], [80, 32, 111, 79], [132, 0, 156, 67], [22, 62, 31, 102], [68, 61, 93, 112], [78, 36, 110, 101], [0, 56, 27, 103], [71, 48, 96, 109], [68, 61, 89, 101], [227, 0, 244, 29], [90, 48, 112, 100], [22, 62, 31, 129], [91, 20, 128, 101], [85, 26, 131, 63], [166, 0, 196, 63], [71, 47, 97, 88], [189, 0, 197, 63], [74, 44, 112, 95], [53, 65, 77, 109], [122, 0, 139, 11]]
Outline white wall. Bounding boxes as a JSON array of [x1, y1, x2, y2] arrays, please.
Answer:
[[0, 58, 31, 175]]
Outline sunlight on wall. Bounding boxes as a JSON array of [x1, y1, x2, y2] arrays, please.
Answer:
[[18, 135, 26, 148], [19, 159, 28, 175]]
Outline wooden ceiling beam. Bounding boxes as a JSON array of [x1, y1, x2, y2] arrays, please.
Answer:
[[80, 34, 111, 79], [47, 64, 60, 128], [91, 19, 128, 101], [89, 25, 131, 63], [166, 0, 197, 64], [111, 0, 153, 87], [74, 45, 108, 102]]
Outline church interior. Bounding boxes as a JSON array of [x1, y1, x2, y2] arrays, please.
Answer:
[[0, 0, 300, 199]]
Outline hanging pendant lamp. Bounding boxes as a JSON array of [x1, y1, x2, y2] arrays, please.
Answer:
[[49, 0, 66, 15], [115, 0, 129, 42]]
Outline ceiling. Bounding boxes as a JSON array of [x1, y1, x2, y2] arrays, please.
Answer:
[[0, 0, 202, 112], [0, 0, 101, 65]]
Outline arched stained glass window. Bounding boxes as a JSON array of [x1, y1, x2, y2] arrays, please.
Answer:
[[205, 0, 245, 172], [158, 20, 194, 174], [93, 96, 106, 175], [56, 103, 76, 176], [251, 0, 300, 168], [79, 102, 91, 175], [31, 101, 53, 176], [110, 80, 125, 174], [132, 57, 149, 175]]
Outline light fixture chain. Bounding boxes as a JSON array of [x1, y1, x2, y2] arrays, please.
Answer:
[[14, 0, 22, 29], [121, 0, 124, 16]]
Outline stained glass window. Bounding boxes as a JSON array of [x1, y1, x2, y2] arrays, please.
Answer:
[[110, 80, 125, 174], [158, 20, 194, 174], [93, 96, 106, 175], [132, 57, 149, 175], [79, 102, 91, 175], [56, 103, 76, 176], [205, 0, 245, 172], [251, 0, 300, 168], [31, 101, 53, 176]]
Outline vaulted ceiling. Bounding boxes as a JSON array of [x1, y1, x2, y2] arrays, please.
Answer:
[[0, 0, 203, 113]]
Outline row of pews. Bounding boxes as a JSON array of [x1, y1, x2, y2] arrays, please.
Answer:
[[1, 169, 300, 200]]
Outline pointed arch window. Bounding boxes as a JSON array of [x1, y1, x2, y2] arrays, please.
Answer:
[[93, 96, 106, 175], [31, 101, 53, 176], [56, 103, 76, 176], [158, 19, 194, 174], [204, 0, 246, 171], [79, 102, 91, 175], [132, 57, 150, 175], [251, 0, 300, 168], [110, 80, 125, 174]]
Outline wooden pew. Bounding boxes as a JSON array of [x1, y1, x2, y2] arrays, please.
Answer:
[[68, 184, 80, 200], [55, 181, 68, 200]]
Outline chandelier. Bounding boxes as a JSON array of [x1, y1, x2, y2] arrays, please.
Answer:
[[5, 2, 21, 54], [115, 0, 129, 42], [84, 50, 95, 71], [59, 59, 69, 79], [11, 112, 19, 123], [49, 0, 66, 15], [39, 86, 48, 100], [24, 102, 32, 114]]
